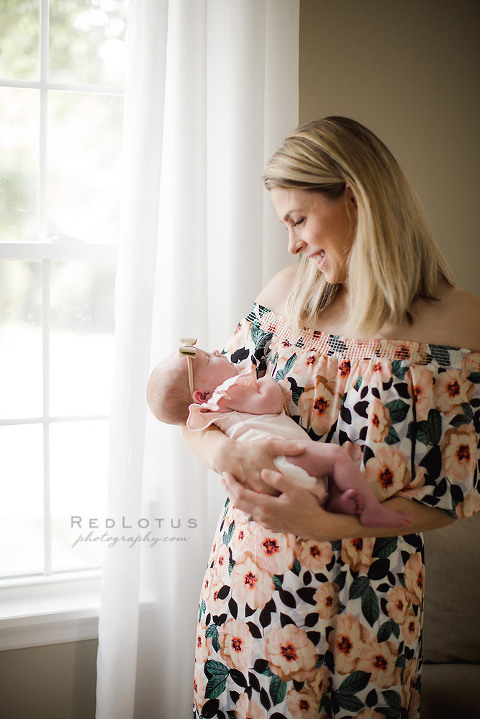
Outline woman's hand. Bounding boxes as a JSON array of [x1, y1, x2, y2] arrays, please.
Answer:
[[222, 467, 329, 533], [216, 436, 308, 495], [222, 468, 454, 541]]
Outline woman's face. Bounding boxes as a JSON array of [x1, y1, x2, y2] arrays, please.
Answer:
[[270, 187, 357, 285]]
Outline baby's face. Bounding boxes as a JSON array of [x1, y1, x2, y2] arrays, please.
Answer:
[[193, 349, 240, 393]]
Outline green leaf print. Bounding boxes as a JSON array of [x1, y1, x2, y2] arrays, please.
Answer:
[[276, 353, 297, 381], [205, 674, 227, 700], [251, 325, 273, 353], [373, 536, 398, 558], [335, 692, 363, 713], [377, 618, 396, 642], [349, 576, 370, 599], [391, 361, 408, 381], [206, 624, 220, 652], [408, 409, 442, 446], [450, 402, 474, 428], [222, 520, 235, 545], [361, 586, 380, 627], [273, 575, 283, 591], [384, 425, 400, 445], [269, 675, 287, 705], [338, 670, 372, 694], [291, 558, 301, 575], [468, 372, 480, 384], [384, 399, 409, 424], [204, 659, 229, 700], [382, 689, 402, 712]]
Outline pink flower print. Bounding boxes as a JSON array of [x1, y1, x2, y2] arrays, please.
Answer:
[[245, 526, 296, 575], [362, 359, 392, 388], [367, 399, 391, 443], [404, 552, 423, 605], [209, 575, 230, 613], [286, 685, 319, 719], [402, 656, 420, 716], [442, 424, 477, 482], [357, 639, 401, 689], [402, 611, 421, 648], [410, 367, 434, 422], [298, 375, 337, 436], [305, 354, 317, 368], [234, 693, 264, 719], [313, 582, 339, 620], [193, 661, 208, 713], [434, 369, 474, 416], [364, 445, 410, 501], [230, 553, 275, 610], [400, 466, 427, 500], [386, 586, 410, 625], [264, 624, 318, 682], [309, 666, 329, 701], [341, 536, 375, 573], [338, 359, 351, 378], [212, 544, 230, 578], [296, 538, 333, 572], [329, 614, 368, 674], [195, 621, 213, 664], [219, 619, 252, 673], [456, 490, 480, 518]]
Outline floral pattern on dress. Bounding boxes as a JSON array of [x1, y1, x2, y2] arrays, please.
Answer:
[[194, 303, 480, 719]]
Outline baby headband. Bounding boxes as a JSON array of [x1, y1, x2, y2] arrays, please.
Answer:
[[179, 337, 197, 394]]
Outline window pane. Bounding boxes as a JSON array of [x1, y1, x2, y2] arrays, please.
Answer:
[[50, 420, 108, 571], [49, 0, 126, 86], [47, 91, 123, 244], [0, 88, 39, 243], [50, 261, 115, 416], [0, 0, 40, 81], [0, 261, 43, 420], [0, 425, 44, 577]]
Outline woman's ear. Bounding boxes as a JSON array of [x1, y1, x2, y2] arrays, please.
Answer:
[[192, 389, 212, 404], [345, 185, 357, 207]]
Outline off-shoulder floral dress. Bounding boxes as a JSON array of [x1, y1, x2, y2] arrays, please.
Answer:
[[193, 303, 480, 719]]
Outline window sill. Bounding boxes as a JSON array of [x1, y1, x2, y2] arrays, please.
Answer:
[[0, 572, 101, 651]]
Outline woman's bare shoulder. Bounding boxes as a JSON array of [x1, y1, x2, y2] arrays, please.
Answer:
[[446, 287, 480, 351], [426, 285, 480, 351], [255, 264, 298, 316]]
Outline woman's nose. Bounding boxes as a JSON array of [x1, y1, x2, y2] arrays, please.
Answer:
[[288, 232, 306, 255]]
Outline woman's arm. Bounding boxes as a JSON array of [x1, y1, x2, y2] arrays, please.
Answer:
[[180, 423, 307, 495], [222, 468, 455, 540]]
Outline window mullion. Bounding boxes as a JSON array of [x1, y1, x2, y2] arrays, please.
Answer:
[[39, 0, 49, 242], [42, 259, 52, 576]]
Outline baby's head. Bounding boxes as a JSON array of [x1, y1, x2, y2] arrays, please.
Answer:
[[147, 345, 239, 425]]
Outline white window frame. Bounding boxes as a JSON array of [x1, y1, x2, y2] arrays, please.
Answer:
[[0, 0, 123, 648]]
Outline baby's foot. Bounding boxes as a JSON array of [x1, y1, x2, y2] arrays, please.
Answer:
[[327, 488, 360, 516]]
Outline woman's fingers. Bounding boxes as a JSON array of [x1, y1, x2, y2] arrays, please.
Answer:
[[266, 438, 307, 457]]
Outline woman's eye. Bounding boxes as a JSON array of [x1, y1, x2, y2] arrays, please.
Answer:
[[293, 217, 305, 228]]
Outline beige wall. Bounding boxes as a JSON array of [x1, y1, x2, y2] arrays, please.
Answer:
[[299, 0, 480, 297], [0, 640, 97, 719]]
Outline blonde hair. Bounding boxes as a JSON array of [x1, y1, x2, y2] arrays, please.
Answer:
[[146, 355, 192, 425], [264, 116, 454, 337]]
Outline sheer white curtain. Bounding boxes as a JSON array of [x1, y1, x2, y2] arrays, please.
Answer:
[[95, 2, 299, 717]]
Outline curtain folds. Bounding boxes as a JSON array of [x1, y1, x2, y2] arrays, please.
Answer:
[[95, 2, 299, 717]]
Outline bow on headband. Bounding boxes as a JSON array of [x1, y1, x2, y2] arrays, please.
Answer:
[[179, 337, 197, 394]]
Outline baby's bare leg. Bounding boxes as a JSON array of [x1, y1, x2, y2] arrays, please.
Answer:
[[288, 443, 410, 528]]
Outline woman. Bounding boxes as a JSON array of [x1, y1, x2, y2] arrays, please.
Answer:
[[184, 117, 480, 718]]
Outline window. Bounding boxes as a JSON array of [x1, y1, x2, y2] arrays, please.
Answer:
[[0, 0, 126, 635]]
